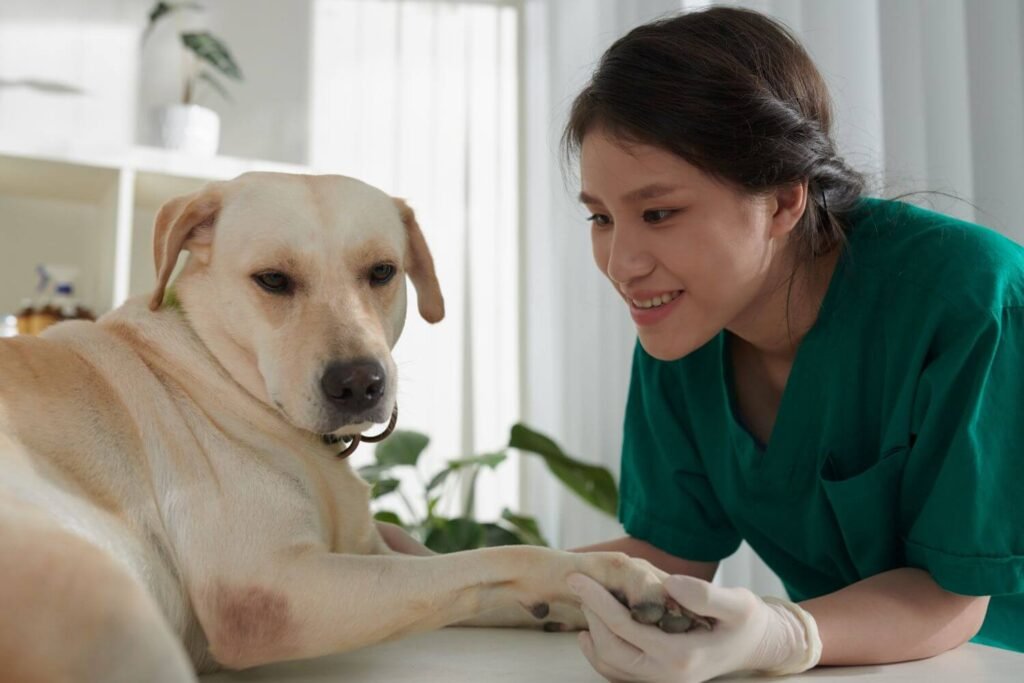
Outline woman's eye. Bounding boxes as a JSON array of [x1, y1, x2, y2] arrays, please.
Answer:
[[643, 209, 676, 223], [586, 213, 611, 226], [369, 263, 397, 286], [253, 271, 292, 294]]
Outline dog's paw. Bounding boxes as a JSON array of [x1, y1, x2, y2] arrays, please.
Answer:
[[573, 552, 713, 634], [539, 602, 588, 632]]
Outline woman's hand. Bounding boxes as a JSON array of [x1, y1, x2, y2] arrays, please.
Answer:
[[568, 573, 821, 682], [374, 520, 435, 556]]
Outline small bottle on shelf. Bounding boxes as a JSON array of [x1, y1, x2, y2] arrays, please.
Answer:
[[24, 265, 94, 334], [52, 282, 94, 322], [14, 298, 34, 335], [30, 301, 60, 335]]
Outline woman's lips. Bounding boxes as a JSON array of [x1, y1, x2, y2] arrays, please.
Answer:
[[626, 289, 684, 326]]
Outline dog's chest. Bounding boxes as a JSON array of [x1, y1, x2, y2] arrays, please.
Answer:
[[305, 455, 379, 554], [174, 432, 377, 555]]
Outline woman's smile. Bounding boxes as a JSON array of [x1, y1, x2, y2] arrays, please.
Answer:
[[624, 288, 684, 325]]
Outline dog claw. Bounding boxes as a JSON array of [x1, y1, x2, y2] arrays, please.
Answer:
[[658, 611, 694, 633], [658, 601, 714, 634], [630, 601, 665, 625], [529, 602, 550, 619]]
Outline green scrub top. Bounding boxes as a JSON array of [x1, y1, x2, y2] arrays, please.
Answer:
[[619, 198, 1024, 652]]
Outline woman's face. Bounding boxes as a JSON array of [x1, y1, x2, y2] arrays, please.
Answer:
[[580, 129, 788, 361]]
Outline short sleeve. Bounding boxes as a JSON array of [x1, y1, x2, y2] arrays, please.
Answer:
[[902, 306, 1024, 596], [619, 342, 742, 562]]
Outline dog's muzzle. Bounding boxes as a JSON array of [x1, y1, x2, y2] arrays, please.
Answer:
[[322, 404, 398, 459]]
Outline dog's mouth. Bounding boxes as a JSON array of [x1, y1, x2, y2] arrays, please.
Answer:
[[320, 404, 399, 458], [319, 402, 394, 436], [270, 389, 394, 438]]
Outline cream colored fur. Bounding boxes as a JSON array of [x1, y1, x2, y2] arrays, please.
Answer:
[[0, 172, 670, 682]]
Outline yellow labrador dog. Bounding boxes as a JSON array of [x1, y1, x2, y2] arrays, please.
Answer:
[[0, 172, 680, 682]]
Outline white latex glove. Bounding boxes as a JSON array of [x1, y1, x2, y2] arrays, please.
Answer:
[[568, 573, 821, 682]]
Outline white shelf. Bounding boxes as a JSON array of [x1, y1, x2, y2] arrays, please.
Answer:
[[0, 144, 315, 317], [0, 154, 120, 203]]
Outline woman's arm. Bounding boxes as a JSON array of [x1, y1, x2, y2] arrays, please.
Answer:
[[802, 567, 990, 665], [572, 535, 719, 582]]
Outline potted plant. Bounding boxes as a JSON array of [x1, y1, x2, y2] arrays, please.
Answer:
[[361, 423, 619, 553], [142, 1, 243, 155]]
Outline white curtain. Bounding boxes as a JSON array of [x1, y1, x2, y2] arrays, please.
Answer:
[[309, 0, 521, 521], [520, 0, 1024, 596]]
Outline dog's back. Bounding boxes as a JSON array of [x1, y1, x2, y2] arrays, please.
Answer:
[[0, 326, 199, 682], [0, 328, 145, 508]]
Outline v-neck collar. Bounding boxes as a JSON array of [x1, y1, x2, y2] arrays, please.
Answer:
[[718, 245, 851, 465]]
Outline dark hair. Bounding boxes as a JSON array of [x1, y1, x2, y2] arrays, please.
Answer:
[[563, 6, 865, 262]]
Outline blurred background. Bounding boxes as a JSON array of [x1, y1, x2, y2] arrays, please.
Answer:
[[1, 0, 1022, 597]]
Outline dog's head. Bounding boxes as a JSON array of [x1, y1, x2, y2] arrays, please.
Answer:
[[148, 172, 444, 437]]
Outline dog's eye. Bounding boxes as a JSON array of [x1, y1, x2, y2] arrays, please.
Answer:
[[369, 263, 396, 286], [253, 271, 292, 294]]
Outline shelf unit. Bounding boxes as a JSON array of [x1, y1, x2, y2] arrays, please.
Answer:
[[0, 143, 312, 318]]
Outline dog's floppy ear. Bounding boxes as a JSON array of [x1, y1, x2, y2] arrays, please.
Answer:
[[393, 198, 444, 324], [149, 185, 223, 311]]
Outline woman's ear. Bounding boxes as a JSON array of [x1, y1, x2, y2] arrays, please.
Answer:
[[149, 185, 223, 311], [392, 198, 445, 324], [769, 181, 809, 239]]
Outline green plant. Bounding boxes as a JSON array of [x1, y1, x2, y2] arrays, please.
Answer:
[[361, 423, 619, 553], [143, 2, 243, 104]]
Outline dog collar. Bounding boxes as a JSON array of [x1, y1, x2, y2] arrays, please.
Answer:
[[322, 404, 398, 459], [162, 286, 182, 311]]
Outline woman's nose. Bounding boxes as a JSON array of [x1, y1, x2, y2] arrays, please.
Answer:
[[605, 224, 656, 285]]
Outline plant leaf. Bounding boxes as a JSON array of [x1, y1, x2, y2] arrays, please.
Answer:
[[375, 430, 429, 468], [195, 69, 232, 102], [426, 495, 440, 517], [500, 508, 549, 546], [446, 452, 507, 469], [143, 1, 204, 43], [460, 453, 508, 516], [425, 466, 454, 492], [429, 452, 506, 493], [509, 424, 618, 516], [424, 518, 485, 553], [357, 463, 392, 484], [371, 478, 401, 499], [481, 523, 525, 547], [373, 510, 404, 526], [147, 1, 173, 26], [463, 466, 480, 518], [149, 1, 204, 25], [0, 79, 83, 95], [181, 32, 243, 80]]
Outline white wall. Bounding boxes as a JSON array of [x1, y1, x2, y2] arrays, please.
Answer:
[[137, 0, 314, 164], [0, 0, 313, 164], [0, 0, 141, 153]]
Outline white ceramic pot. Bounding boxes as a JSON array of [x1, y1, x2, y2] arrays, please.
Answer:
[[157, 104, 220, 156]]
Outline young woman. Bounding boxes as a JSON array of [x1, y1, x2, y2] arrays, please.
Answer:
[[562, 5, 1023, 681]]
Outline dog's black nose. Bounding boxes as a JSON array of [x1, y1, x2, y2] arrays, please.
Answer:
[[321, 360, 386, 413]]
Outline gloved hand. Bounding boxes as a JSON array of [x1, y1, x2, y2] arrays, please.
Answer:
[[567, 572, 821, 682]]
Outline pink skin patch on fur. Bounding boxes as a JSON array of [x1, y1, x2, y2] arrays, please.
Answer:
[[209, 583, 293, 668]]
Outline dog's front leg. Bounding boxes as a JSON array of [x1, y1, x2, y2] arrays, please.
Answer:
[[195, 545, 669, 670]]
